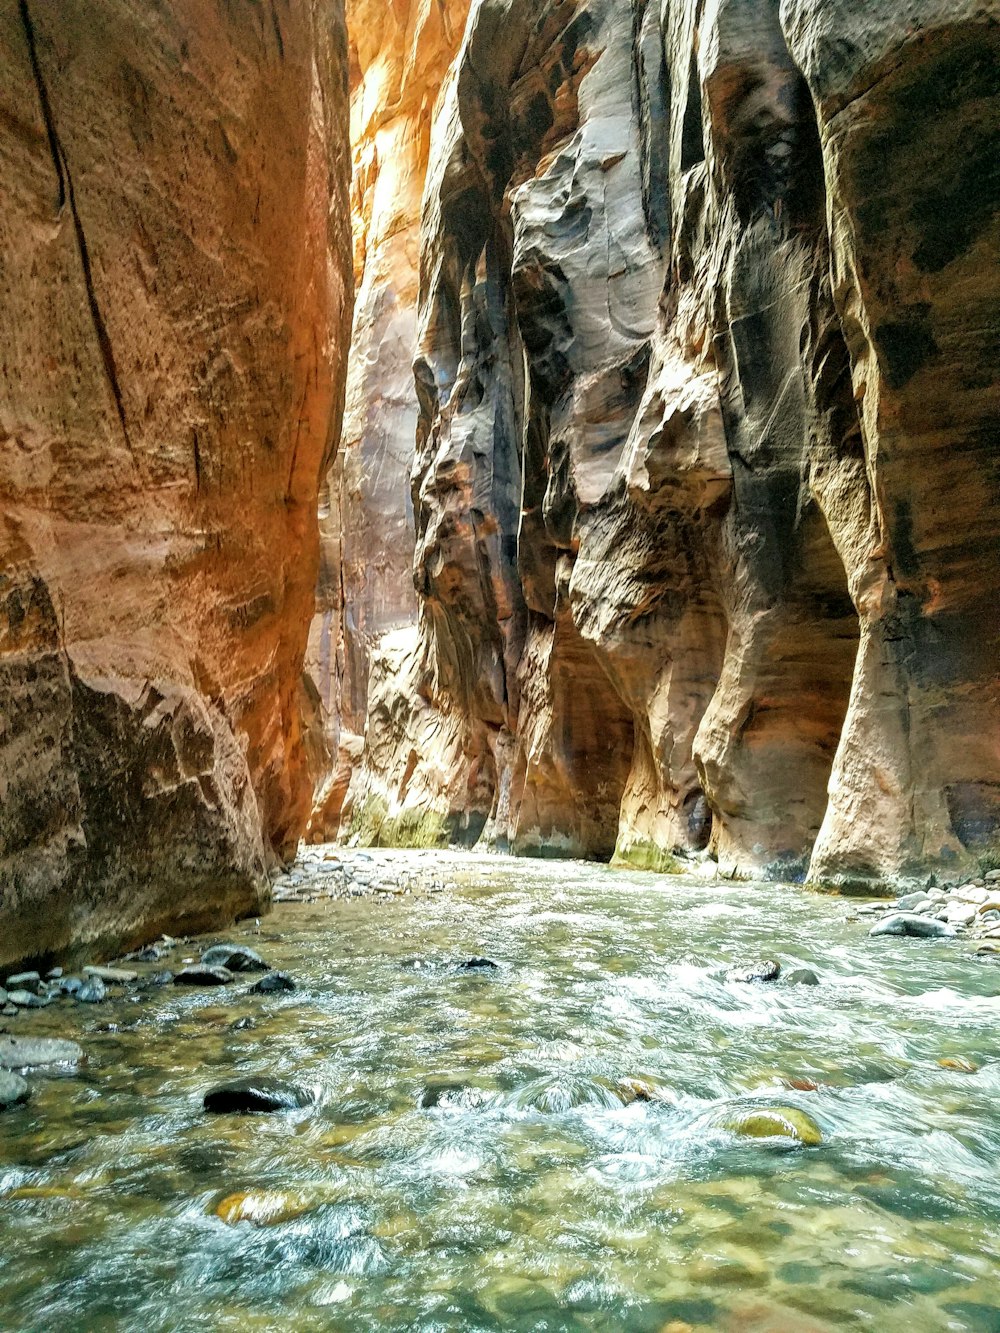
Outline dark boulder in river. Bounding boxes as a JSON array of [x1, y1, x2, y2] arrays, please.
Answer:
[[203, 1079, 315, 1114]]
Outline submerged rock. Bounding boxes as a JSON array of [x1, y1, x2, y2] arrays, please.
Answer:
[[786, 969, 820, 986], [215, 1191, 316, 1227], [201, 945, 271, 974], [617, 1077, 665, 1105], [725, 1107, 823, 1146], [174, 966, 234, 987], [247, 972, 296, 994], [727, 961, 781, 983], [0, 1071, 30, 1109], [869, 914, 957, 939], [939, 1058, 979, 1074], [511, 1073, 624, 1113], [203, 1079, 315, 1114], [419, 1081, 492, 1110], [0, 1036, 84, 1070]]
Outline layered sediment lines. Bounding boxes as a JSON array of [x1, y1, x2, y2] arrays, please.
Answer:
[[0, 0, 352, 966], [343, 0, 1000, 887]]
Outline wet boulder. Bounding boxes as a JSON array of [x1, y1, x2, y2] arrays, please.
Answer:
[[511, 1073, 625, 1113], [247, 971, 296, 994], [174, 965, 234, 987], [215, 1191, 315, 1226], [724, 1107, 823, 1146], [201, 944, 271, 974], [869, 914, 957, 939], [786, 968, 820, 986], [726, 960, 781, 983], [203, 1079, 315, 1114], [458, 957, 499, 971]]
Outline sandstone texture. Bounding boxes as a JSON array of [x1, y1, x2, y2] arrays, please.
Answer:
[[0, 0, 352, 967], [305, 0, 470, 840], [343, 0, 1000, 887]]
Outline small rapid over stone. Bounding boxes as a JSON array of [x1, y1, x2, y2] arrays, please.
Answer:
[[2, 851, 1000, 1331]]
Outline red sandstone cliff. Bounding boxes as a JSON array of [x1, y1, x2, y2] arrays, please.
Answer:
[[0, 0, 352, 966]]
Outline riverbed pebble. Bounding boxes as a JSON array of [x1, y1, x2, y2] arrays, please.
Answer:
[[0, 1070, 30, 1109]]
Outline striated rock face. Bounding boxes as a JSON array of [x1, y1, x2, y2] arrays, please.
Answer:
[[305, 0, 470, 840], [0, 0, 352, 966], [346, 0, 1000, 886]]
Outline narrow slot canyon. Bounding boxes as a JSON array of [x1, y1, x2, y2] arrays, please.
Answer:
[[0, 1, 999, 1328]]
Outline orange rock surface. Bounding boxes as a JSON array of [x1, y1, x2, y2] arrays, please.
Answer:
[[0, 0, 352, 966]]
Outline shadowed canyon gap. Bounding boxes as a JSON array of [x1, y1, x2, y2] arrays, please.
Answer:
[[1, 0, 998, 967]]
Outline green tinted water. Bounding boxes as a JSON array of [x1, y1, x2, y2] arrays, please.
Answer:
[[2, 851, 1000, 1332]]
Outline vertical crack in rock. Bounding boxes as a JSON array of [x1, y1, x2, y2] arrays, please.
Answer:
[[18, 0, 134, 461]]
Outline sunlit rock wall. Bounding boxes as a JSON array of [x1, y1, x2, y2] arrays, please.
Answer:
[[305, 0, 471, 840], [0, 0, 352, 966], [345, 0, 999, 887]]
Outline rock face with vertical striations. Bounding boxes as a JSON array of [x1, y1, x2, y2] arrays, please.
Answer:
[[304, 0, 472, 842], [343, 0, 1000, 888], [0, 0, 352, 967]]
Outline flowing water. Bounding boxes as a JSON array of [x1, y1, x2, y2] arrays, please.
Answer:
[[2, 851, 1000, 1333]]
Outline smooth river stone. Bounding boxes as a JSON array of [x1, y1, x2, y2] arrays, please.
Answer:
[[0, 1070, 30, 1109], [868, 914, 957, 939], [84, 966, 138, 984], [0, 1036, 84, 1070], [725, 1107, 823, 1146]]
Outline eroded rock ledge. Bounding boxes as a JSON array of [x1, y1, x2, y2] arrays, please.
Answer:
[[338, 0, 1000, 888], [0, 0, 352, 967]]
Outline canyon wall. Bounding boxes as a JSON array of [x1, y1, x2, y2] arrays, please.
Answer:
[[305, 0, 471, 839], [344, 0, 1000, 887], [0, 0, 352, 966]]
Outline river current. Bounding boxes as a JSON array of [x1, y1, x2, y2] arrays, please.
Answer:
[[2, 850, 1000, 1332]]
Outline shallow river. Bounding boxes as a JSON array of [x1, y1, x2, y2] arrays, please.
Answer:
[[3, 851, 1000, 1332]]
